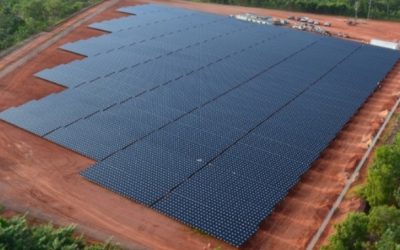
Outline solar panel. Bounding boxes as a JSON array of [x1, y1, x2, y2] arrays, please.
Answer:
[[0, 3, 399, 247], [62, 14, 227, 56]]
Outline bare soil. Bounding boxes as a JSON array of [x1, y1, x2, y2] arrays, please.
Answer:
[[0, 1, 399, 249]]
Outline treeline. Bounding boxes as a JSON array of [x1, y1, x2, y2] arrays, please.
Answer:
[[0, 214, 120, 250], [198, 0, 400, 20], [323, 133, 400, 249], [0, 0, 100, 51]]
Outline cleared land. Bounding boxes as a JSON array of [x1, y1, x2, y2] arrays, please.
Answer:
[[0, 0, 399, 249]]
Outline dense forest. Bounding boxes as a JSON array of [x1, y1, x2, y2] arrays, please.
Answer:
[[0, 0, 100, 51], [323, 133, 400, 249], [196, 0, 400, 19]]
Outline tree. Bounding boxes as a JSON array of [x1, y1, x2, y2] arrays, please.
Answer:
[[44, 0, 66, 23], [14, 0, 50, 34], [374, 227, 400, 250], [386, 0, 390, 15], [368, 0, 373, 18], [368, 206, 400, 237], [323, 213, 369, 250], [16, 0, 49, 22], [0, 6, 24, 50], [364, 134, 400, 207], [355, 1, 360, 19]]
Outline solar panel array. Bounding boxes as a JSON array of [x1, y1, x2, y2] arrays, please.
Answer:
[[1, 4, 399, 246]]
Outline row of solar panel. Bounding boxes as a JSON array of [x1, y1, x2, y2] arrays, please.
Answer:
[[62, 21, 288, 69], [90, 7, 218, 32], [67, 19, 280, 58], [37, 22, 272, 86], [79, 17, 283, 55], [118, 3, 188, 15], [91, 18, 255, 55], [38, 32, 290, 89], [62, 14, 227, 56], [37, 27, 308, 89]]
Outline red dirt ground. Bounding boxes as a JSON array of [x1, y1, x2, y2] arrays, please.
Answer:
[[0, 1, 400, 250]]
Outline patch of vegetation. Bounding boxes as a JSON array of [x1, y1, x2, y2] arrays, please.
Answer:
[[323, 133, 400, 249], [0, 215, 120, 250], [194, 0, 400, 20], [0, 0, 100, 51], [323, 212, 369, 250], [362, 134, 400, 207]]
